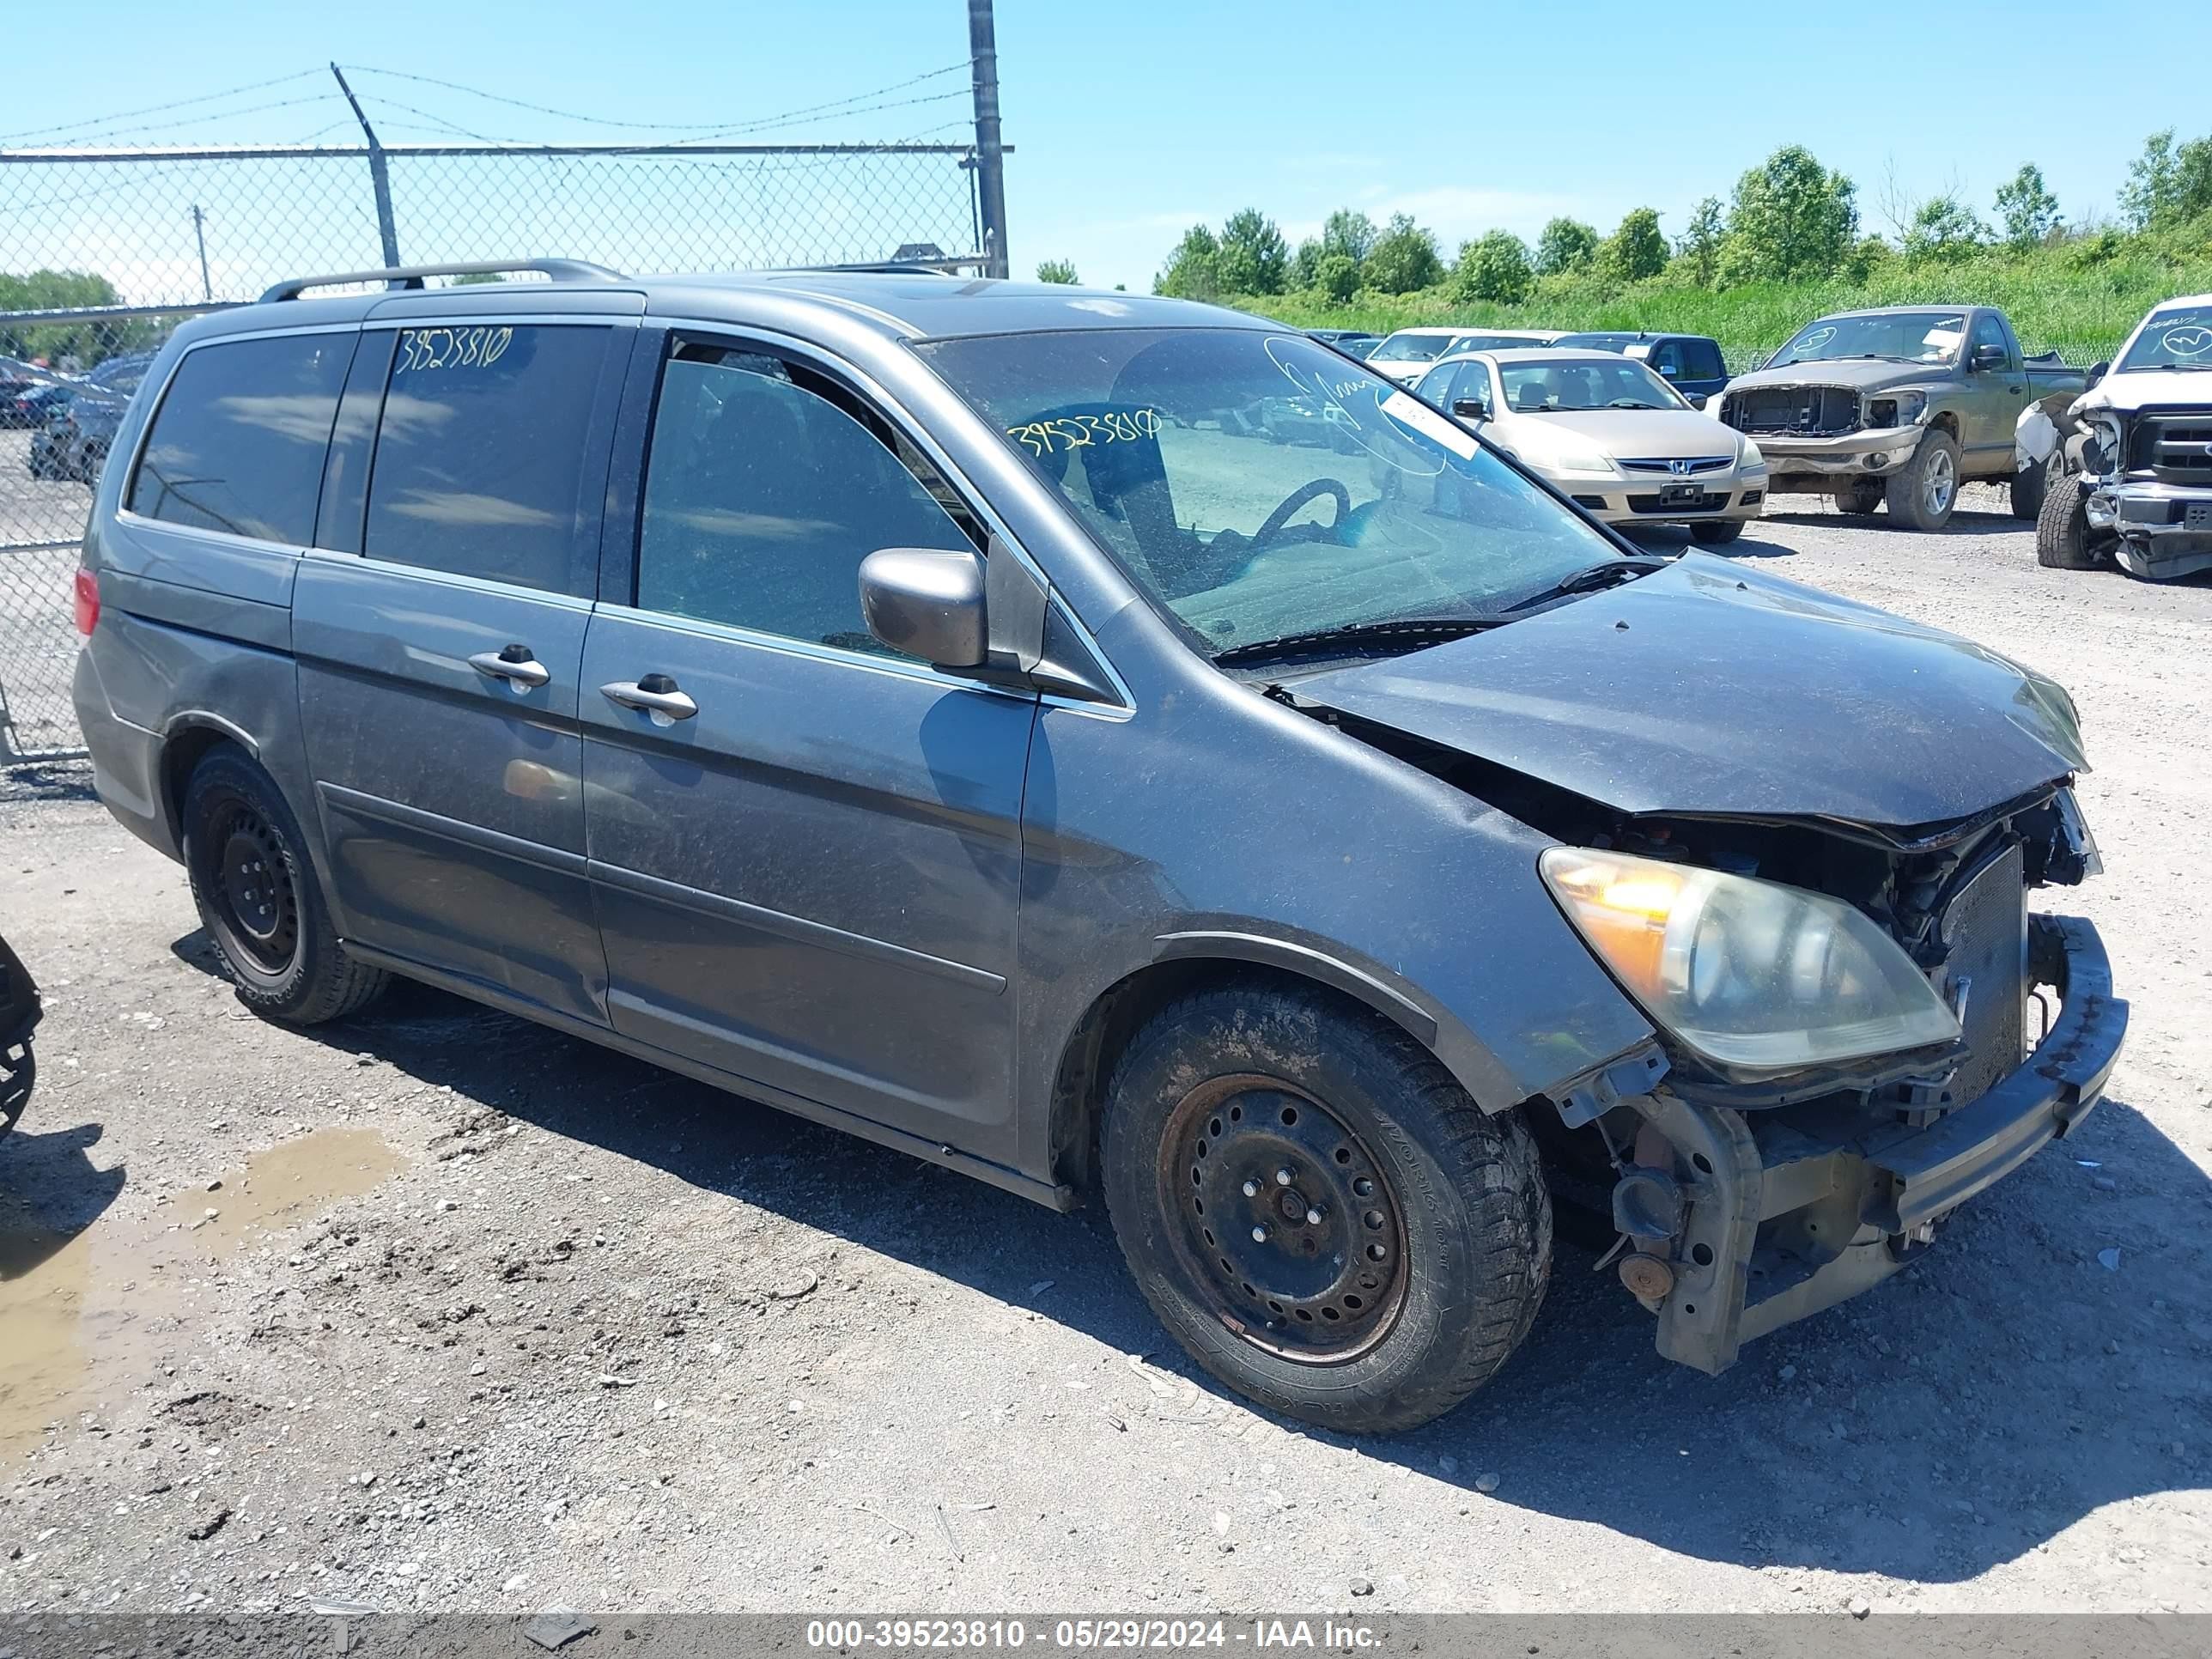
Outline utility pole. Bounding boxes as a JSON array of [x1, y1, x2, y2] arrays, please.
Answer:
[[190, 204, 212, 302], [966, 0, 1009, 279], [329, 63, 402, 270]]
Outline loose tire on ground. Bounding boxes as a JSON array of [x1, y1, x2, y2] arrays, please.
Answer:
[[2034, 460, 2102, 571], [1832, 478, 1885, 515], [2008, 455, 2050, 520], [1690, 520, 1746, 545], [181, 744, 388, 1025], [1100, 980, 1551, 1435], [1885, 428, 1961, 532]]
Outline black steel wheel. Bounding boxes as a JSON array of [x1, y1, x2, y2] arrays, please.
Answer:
[[1160, 1076, 1408, 1363], [182, 744, 388, 1025], [1103, 980, 1551, 1435]]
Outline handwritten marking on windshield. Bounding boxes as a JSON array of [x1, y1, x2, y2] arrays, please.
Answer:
[[1006, 407, 1163, 456], [396, 326, 515, 374], [2158, 324, 2212, 358]]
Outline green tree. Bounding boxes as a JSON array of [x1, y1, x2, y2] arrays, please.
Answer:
[[1992, 163, 2062, 248], [1320, 208, 1377, 266], [1675, 196, 1725, 288], [1720, 144, 1858, 282], [1363, 214, 1443, 294], [2173, 134, 2212, 223], [2118, 130, 2179, 228], [1840, 234, 1893, 283], [1534, 216, 1600, 276], [1902, 194, 1984, 260], [1601, 207, 1668, 283], [1288, 238, 1322, 289], [1154, 223, 1222, 298], [1451, 231, 1534, 305], [1316, 252, 1360, 305], [1034, 258, 1079, 284], [1216, 208, 1289, 295], [0, 269, 139, 365]]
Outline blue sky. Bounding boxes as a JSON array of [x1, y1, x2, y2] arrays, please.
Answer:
[[3, 0, 2208, 294]]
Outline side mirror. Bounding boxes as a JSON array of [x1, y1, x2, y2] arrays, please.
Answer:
[[2085, 360, 2109, 391], [1450, 398, 1489, 422], [858, 547, 988, 669], [1688, 393, 1709, 410], [1970, 343, 2008, 371]]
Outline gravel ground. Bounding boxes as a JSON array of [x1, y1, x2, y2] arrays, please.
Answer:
[[2, 485, 2209, 1617]]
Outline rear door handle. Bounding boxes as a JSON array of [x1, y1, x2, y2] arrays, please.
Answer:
[[600, 673, 698, 725], [468, 645, 551, 689]]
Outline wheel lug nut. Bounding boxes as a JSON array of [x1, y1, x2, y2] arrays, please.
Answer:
[[1250, 1225, 1268, 1243], [1305, 1208, 1323, 1225], [1242, 1180, 1259, 1198], [1275, 1168, 1293, 1186]]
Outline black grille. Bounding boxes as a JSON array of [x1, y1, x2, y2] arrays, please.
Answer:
[[1723, 385, 1861, 437], [1619, 456, 1733, 474], [1626, 490, 1729, 514], [2133, 413, 2212, 486], [1936, 843, 2027, 1107]]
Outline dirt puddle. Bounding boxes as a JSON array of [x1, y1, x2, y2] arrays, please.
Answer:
[[0, 1127, 404, 1459]]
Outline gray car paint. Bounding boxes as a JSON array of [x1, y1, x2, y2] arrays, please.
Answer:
[[82, 270, 2097, 1219]]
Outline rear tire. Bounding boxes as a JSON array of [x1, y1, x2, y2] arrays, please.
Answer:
[[181, 744, 388, 1025], [1885, 428, 1961, 531], [2034, 461, 2101, 570], [2009, 456, 2049, 521], [1832, 478, 1884, 515], [1100, 981, 1551, 1435], [1690, 520, 1746, 545]]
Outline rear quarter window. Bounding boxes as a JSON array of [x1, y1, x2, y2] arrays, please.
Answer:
[[127, 332, 355, 544]]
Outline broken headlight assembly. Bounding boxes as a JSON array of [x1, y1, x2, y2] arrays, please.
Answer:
[[1538, 848, 1961, 1073], [2082, 410, 2126, 479], [1864, 390, 1928, 430]]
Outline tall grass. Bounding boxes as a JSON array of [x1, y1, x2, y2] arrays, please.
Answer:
[[1232, 240, 2212, 368]]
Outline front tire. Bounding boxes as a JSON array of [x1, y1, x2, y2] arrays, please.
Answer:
[[1886, 428, 1961, 531], [182, 744, 388, 1025], [1832, 478, 1884, 515], [1690, 520, 1746, 545], [1101, 981, 1551, 1435], [2009, 456, 2049, 520], [2034, 461, 2101, 570]]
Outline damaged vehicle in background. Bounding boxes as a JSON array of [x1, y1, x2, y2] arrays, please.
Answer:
[[0, 932, 38, 1142], [2035, 294, 2212, 581], [74, 266, 2126, 1434], [1718, 306, 2081, 530]]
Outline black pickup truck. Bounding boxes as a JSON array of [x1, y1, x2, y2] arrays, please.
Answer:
[[1717, 306, 2083, 530]]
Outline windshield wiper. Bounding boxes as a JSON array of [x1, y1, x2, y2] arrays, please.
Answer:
[[1500, 557, 1663, 613], [1212, 616, 1498, 667]]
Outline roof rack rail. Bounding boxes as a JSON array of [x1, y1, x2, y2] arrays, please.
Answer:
[[258, 258, 625, 303]]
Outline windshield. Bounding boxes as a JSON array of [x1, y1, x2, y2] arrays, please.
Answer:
[[1368, 332, 1452, 363], [1497, 356, 1685, 412], [1771, 312, 1965, 368], [2118, 304, 2212, 371], [1552, 334, 1641, 353], [1447, 332, 1546, 354], [916, 328, 1621, 657]]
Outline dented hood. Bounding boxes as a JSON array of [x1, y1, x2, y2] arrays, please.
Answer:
[[1297, 555, 2087, 831]]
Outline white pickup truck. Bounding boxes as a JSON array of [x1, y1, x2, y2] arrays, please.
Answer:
[[2035, 294, 2212, 580]]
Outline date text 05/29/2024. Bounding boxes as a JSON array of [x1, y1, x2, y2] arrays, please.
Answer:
[[804, 1620, 1383, 1650]]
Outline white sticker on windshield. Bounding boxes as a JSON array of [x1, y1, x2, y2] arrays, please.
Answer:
[[1923, 327, 1962, 352], [1381, 390, 1480, 460]]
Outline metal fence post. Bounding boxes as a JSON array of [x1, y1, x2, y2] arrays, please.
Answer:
[[967, 0, 1010, 279], [329, 64, 401, 269]]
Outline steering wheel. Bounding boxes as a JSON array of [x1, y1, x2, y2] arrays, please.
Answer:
[[1252, 478, 1352, 549]]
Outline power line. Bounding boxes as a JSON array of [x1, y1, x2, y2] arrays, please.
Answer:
[[339, 60, 968, 138], [0, 68, 325, 145]]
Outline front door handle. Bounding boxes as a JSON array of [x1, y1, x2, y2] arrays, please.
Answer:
[[600, 673, 699, 725], [468, 645, 551, 689]]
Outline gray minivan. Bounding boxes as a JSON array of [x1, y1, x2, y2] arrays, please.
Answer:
[[74, 260, 2126, 1433]]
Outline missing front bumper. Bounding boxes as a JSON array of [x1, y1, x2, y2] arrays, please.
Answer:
[[1628, 914, 2125, 1375]]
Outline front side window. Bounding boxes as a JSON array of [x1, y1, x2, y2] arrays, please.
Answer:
[[362, 323, 611, 593], [1684, 340, 1727, 381], [916, 327, 1618, 657], [1771, 311, 1966, 368], [1971, 313, 2011, 363], [2118, 303, 2212, 372], [129, 333, 352, 544], [635, 343, 972, 657]]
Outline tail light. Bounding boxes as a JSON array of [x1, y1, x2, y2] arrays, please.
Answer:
[[73, 568, 99, 635]]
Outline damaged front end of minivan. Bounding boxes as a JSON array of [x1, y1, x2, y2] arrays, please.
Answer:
[[1280, 557, 2129, 1374]]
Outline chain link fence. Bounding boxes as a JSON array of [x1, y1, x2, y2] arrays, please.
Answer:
[[0, 140, 990, 763]]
